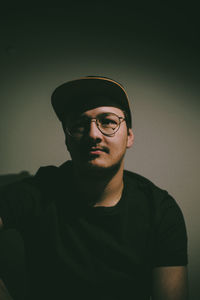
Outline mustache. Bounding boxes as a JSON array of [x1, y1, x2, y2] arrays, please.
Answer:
[[83, 145, 109, 153]]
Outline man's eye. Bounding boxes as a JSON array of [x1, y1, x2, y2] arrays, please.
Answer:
[[70, 119, 88, 131], [101, 118, 117, 125], [102, 119, 112, 124], [75, 121, 85, 127]]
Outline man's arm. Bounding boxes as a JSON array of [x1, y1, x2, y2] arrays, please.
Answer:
[[0, 219, 13, 300], [0, 279, 13, 300], [152, 266, 188, 300], [0, 217, 3, 230]]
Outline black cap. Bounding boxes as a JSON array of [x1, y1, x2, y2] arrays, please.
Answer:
[[51, 76, 132, 128]]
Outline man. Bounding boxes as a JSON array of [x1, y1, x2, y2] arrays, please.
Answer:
[[0, 76, 188, 299]]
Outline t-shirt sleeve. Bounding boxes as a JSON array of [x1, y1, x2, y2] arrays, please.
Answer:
[[0, 179, 43, 230], [153, 191, 188, 267]]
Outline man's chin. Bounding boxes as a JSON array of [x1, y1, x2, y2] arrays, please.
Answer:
[[83, 158, 108, 170], [78, 157, 122, 177]]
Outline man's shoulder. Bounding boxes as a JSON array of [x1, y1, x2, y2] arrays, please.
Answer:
[[124, 169, 163, 192], [0, 161, 72, 196], [124, 169, 153, 184], [33, 160, 72, 185], [123, 170, 185, 228], [123, 169, 177, 209]]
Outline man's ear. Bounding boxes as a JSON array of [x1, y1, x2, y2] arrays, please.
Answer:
[[126, 128, 134, 149], [62, 121, 70, 151]]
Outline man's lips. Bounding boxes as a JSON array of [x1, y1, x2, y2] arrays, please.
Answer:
[[89, 148, 106, 155], [80, 146, 109, 160], [85, 146, 109, 155]]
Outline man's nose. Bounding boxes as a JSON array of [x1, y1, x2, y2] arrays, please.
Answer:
[[88, 120, 102, 139]]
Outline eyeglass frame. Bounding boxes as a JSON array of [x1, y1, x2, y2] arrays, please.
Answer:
[[64, 112, 127, 137]]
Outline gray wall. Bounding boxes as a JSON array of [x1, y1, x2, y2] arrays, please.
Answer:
[[0, 4, 199, 299]]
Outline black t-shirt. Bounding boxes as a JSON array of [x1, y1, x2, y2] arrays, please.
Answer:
[[0, 161, 188, 300]]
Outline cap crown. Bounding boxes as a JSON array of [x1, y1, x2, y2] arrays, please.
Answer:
[[51, 76, 132, 128]]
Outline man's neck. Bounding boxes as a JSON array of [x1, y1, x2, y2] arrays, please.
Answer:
[[72, 161, 124, 207]]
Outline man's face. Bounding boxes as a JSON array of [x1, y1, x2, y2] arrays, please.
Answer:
[[64, 106, 134, 172]]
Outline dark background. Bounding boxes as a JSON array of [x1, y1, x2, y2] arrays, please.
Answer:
[[0, 2, 199, 86]]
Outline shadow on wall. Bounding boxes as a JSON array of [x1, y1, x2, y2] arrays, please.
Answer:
[[0, 171, 31, 300]]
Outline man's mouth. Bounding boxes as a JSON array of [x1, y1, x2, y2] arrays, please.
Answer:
[[80, 146, 109, 159], [88, 148, 106, 155]]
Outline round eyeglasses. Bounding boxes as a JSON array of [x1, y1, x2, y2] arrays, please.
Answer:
[[65, 112, 126, 137]]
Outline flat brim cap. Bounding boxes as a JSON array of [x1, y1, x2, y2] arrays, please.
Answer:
[[51, 76, 132, 127]]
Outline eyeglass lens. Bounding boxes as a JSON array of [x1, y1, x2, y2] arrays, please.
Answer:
[[67, 113, 121, 137]]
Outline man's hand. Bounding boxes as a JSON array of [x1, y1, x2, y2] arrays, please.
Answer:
[[152, 266, 188, 300], [0, 279, 13, 300]]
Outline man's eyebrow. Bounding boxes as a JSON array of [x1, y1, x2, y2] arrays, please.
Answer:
[[97, 112, 112, 116], [68, 115, 89, 124], [69, 111, 121, 121], [81, 112, 115, 118]]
